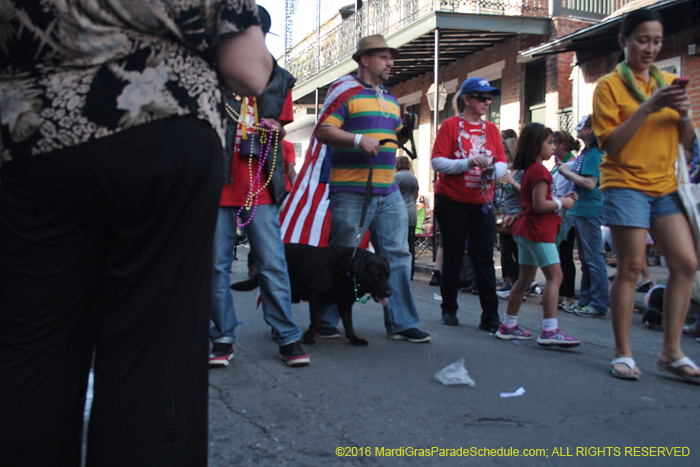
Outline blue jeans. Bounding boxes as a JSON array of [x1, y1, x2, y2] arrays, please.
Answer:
[[320, 190, 420, 334], [574, 215, 609, 313], [602, 188, 683, 228], [210, 204, 302, 346]]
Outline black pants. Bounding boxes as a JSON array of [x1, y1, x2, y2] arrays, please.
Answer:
[[499, 233, 519, 284], [558, 227, 577, 298], [0, 117, 222, 467], [434, 194, 499, 325]]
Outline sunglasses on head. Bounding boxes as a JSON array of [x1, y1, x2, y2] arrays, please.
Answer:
[[468, 94, 493, 103]]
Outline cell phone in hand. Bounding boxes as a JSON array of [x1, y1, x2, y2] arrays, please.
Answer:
[[672, 77, 689, 89]]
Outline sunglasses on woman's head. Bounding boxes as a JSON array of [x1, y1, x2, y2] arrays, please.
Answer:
[[468, 95, 492, 103]]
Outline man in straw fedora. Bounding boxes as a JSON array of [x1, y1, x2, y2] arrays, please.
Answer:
[[279, 34, 430, 343]]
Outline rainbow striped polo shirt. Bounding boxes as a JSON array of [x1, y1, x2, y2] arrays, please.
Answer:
[[321, 76, 402, 195]]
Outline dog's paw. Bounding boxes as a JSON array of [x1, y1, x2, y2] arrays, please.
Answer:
[[303, 332, 316, 345], [349, 337, 369, 346], [642, 308, 663, 330]]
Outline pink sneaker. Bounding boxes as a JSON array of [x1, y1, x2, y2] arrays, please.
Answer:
[[537, 328, 580, 347], [495, 323, 533, 340]]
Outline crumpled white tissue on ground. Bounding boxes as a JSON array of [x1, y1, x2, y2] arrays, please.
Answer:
[[432, 358, 475, 386]]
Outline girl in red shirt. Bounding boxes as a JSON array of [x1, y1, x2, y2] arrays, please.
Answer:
[[496, 123, 580, 347]]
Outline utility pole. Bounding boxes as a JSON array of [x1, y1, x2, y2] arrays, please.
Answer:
[[284, 0, 300, 66]]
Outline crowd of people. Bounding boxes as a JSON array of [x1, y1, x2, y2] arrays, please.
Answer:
[[0, 2, 698, 465]]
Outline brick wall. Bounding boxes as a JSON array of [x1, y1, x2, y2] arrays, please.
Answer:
[[390, 34, 549, 135], [390, 17, 599, 134], [578, 26, 700, 129], [388, 34, 547, 197], [387, 20, 699, 198], [546, 18, 598, 129], [550, 17, 598, 109]]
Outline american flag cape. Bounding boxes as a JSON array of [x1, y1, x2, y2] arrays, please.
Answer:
[[279, 75, 363, 246]]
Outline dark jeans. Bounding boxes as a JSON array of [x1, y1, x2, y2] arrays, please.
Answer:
[[435, 194, 499, 325], [558, 227, 577, 298], [0, 117, 221, 467], [499, 233, 519, 284]]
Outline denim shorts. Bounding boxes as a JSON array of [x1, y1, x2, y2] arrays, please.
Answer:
[[601, 188, 683, 229], [514, 236, 560, 268]]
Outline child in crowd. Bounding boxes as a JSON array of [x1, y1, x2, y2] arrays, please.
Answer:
[[552, 131, 580, 309], [496, 123, 581, 347], [496, 137, 522, 298]]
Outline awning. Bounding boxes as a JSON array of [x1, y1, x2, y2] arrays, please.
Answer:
[[520, 0, 697, 59]]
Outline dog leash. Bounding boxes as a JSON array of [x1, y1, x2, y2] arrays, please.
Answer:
[[351, 138, 408, 260]]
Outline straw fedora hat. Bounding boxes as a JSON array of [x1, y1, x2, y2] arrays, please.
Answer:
[[352, 35, 399, 62]]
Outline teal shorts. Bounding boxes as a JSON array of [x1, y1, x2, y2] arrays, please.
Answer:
[[514, 236, 560, 268]]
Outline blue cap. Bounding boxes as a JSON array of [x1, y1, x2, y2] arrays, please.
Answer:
[[574, 115, 591, 131], [459, 77, 501, 97]]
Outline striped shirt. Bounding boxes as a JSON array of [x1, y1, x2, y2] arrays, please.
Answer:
[[321, 76, 402, 195]]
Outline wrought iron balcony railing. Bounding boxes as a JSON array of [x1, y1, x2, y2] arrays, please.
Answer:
[[284, 0, 632, 87]]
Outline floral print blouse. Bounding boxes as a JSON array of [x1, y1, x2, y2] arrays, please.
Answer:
[[0, 0, 261, 164]]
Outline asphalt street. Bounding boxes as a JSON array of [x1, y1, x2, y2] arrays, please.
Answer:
[[208, 248, 700, 467]]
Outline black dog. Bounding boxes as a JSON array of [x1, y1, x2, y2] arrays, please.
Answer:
[[231, 243, 391, 346], [642, 285, 664, 330]]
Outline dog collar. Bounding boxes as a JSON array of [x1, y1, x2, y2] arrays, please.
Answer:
[[352, 275, 369, 304]]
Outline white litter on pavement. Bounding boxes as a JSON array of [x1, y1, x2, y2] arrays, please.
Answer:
[[500, 387, 525, 398], [432, 358, 475, 387], [433, 293, 442, 301]]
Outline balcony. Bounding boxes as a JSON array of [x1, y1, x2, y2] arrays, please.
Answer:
[[285, 0, 633, 98]]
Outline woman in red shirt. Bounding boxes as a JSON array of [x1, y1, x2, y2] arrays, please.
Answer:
[[431, 78, 507, 331]]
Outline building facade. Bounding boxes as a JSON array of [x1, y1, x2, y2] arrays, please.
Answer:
[[283, 0, 698, 202]]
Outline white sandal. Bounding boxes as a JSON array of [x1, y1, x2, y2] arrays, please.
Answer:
[[656, 356, 700, 385], [610, 357, 640, 380]]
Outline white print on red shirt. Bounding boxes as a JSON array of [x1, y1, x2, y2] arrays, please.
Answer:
[[458, 129, 494, 189]]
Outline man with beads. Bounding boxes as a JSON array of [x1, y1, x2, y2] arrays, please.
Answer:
[[314, 35, 431, 343], [209, 6, 308, 368]]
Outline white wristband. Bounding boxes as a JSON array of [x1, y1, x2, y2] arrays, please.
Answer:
[[353, 134, 363, 148], [554, 198, 563, 211]]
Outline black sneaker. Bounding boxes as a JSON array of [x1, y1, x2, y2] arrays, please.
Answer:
[[497, 283, 512, 293], [429, 270, 441, 286], [441, 313, 459, 326], [478, 321, 500, 333], [315, 327, 341, 339], [388, 328, 432, 343], [230, 275, 259, 291], [209, 343, 234, 368], [278, 341, 310, 367]]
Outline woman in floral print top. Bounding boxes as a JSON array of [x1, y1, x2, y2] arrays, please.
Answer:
[[0, 2, 271, 466], [0, 0, 270, 160]]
